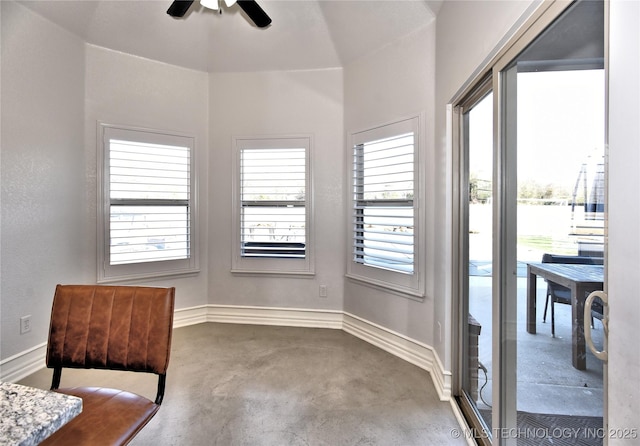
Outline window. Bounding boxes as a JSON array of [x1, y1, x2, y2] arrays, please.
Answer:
[[232, 136, 313, 275], [347, 117, 423, 298], [353, 133, 414, 273], [98, 124, 198, 282]]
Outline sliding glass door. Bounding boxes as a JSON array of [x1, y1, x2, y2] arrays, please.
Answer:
[[456, 1, 606, 444]]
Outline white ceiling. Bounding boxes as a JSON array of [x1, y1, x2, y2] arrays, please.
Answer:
[[18, 0, 441, 73]]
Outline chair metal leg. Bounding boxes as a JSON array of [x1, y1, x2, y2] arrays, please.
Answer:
[[551, 298, 556, 337], [543, 291, 550, 323]]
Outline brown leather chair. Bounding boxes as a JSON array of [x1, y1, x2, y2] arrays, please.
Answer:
[[41, 284, 175, 445]]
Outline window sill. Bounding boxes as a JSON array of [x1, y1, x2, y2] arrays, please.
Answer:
[[231, 269, 315, 278], [97, 268, 200, 284], [345, 273, 425, 302]]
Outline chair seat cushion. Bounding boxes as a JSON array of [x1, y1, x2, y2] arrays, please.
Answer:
[[40, 387, 160, 446]]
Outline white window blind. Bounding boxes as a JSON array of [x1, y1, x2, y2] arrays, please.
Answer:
[[109, 139, 191, 265], [352, 132, 414, 274], [240, 147, 306, 259]]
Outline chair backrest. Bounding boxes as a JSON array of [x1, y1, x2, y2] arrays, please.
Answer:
[[46, 285, 175, 401], [541, 254, 604, 304], [541, 253, 603, 265]]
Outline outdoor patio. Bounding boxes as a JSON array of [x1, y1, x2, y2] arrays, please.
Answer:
[[468, 267, 604, 418]]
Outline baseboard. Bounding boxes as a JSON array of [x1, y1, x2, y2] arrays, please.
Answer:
[[342, 312, 451, 401], [2, 305, 452, 403], [205, 304, 344, 329], [173, 304, 209, 328], [0, 342, 48, 383], [432, 354, 453, 400]]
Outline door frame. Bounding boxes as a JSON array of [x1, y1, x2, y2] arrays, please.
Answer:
[[452, 77, 494, 446]]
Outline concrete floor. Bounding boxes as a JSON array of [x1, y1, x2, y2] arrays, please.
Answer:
[[17, 275, 604, 445], [19, 323, 468, 446]]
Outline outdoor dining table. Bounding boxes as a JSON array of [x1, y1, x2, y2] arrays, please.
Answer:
[[526, 262, 604, 370], [0, 381, 82, 445]]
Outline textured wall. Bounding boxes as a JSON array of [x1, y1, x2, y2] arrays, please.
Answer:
[[1, 1, 87, 359], [84, 44, 210, 310], [434, 0, 535, 369], [0, 2, 211, 364], [208, 69, 345, 311], [343, 23, 436, 345]]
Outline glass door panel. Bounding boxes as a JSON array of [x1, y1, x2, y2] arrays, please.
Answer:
[[462, 91, 494, 433], [513, 65, 605, 439], [501, 0, 606, 442]]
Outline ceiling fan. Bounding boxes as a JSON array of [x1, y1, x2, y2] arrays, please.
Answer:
[[167, 0, 272, 28]]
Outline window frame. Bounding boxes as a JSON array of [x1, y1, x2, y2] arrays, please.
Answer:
[[346, 116, 424, 299], [231, 135, 314, 276], [97, 123, 199, 282]]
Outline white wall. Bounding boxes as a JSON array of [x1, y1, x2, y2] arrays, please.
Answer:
[[607, 0, 640, 439], [84, 45, 210, 310], [1, 1, 87, 358], [343, 23, 436, 345], [434, 0, 534, 370], [0, 2, 210, 368], [208, 69, 345, 311]]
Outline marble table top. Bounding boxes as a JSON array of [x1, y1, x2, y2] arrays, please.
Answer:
[[0, 381, 82, 446]]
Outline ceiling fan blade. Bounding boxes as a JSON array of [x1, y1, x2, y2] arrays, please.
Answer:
[[167, 0, 195, 18], [237, 0, 272, 28]]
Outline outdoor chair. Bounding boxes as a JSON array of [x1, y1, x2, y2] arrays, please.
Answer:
[[541, 253, 603, 337], [41, 284, 175, 445]]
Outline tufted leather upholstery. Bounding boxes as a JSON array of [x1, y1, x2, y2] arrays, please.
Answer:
[[41, 284, 175, 445]]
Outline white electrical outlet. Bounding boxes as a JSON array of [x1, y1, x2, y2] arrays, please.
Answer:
[[20, 315, 32, 334], [319, 285, 328, 298]]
